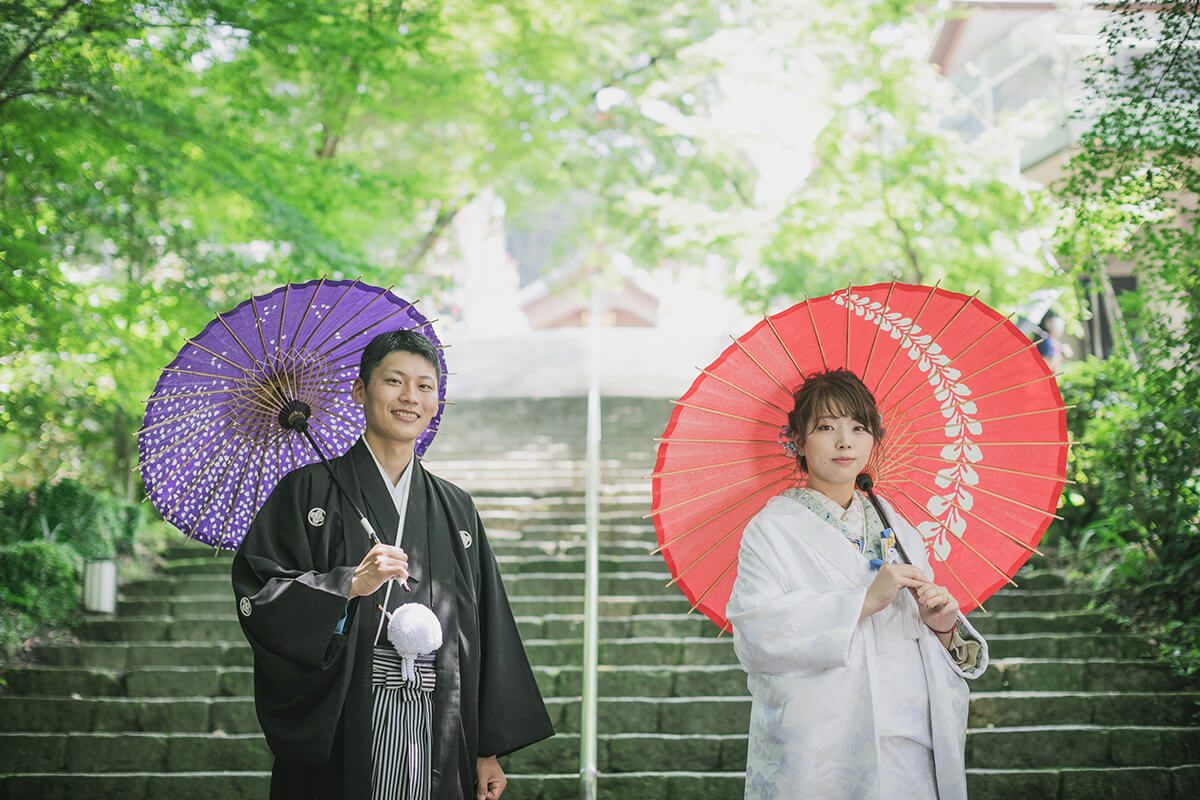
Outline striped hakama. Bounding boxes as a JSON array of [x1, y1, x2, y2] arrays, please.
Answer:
[[371, 647, 436, 800]]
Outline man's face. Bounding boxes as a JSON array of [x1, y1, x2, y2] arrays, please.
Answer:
[[352, 350, 439, 448]]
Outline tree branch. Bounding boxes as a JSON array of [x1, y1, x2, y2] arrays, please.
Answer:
[[404, 197, 474, 270], [881, 189, 923, 283], [1, 0, 84, 91]]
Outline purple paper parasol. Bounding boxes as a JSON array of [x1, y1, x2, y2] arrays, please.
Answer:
[[137, 278, 446, 551]]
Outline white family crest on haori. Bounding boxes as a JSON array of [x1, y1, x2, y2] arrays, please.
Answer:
[[834, 290, 980, 563], [384, 603, 443, 682], [459, 529, 473, 549], [307, 507, 326, 527]]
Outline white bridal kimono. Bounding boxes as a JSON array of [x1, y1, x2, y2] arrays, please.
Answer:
[[727, 490, 988, 800]]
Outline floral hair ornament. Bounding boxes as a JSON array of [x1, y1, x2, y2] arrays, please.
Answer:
[[778, 425, 798, 457]]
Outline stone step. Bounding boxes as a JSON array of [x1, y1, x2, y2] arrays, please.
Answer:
[[31, 642, 250, 670], [517, 613, 717, 641], [0, 771, 270, 800], [0, 696, 261, 734], [968, 692, 1200, 728], [495, 555, 664, 574], [0, 666, 252, 698], [965, 725, 1200, 769], [982, 633, 1154, 660], [118, 571, 681, 600], [524, 637, 732, 670], [969, 611, 1121, 636], [503, 733, 747, 775], [0, 732, 271, 773], [0, 695, 578, 736], [73, 616, 243, 643], [487, 537, 658, 557], [510, 595, 690, 617], [154, 552, 666, 577], [965, 764, 1200, 800], [505, 772, 744, 800], [980, 590, 1097, 613], [974, 659, 1193, 693], [531, 665, 746, 699]]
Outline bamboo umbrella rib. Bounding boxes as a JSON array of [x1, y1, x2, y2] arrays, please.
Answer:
[[911, 452, 1073, 484], [250, 294, 270, 361], [939, 558, 986, 613], [139, 399, 250, 436], [654, 437, 780, 445], [697, 368, 790, 415], [165, 433, 237, 522], [649, 453, 785, 479], [763, 315, 805, 384], [644, 464, 793, 519], [180, 337, 260, 380], [140, 387, 241, 404], [297, 277, 358, 354], [320, 405, 365, 433], [955, 341, 1044, 386], [245, 430, 277, 540], [940, 313, 1016, 368], [873, 281, 939, 397], [665, 506, 760, 587], [651, 476, 792, 554], [688, 558, 739, 616], [308, 287, 396, 357], [803, 295, 830, 372], [731, 335, 791, 395], [213, 312, 262, 365], [161, 366, 262, 387], [907, 440, 1078, 447], [277, 284, 291, 357], [183, 436, 250, 539], [901, 462, 1064, 519], [290, 278, 325, 355], [669, 400, 781, 429], [903, 405, 1073, 437], [212, 438, 257, 551], [320, 298, 420, 362], [876, 289, 976, 407], [886, 498, 987, 611], [897, 496, 1018, 589], [151, 418, 240, 499], [935, 495, 1045, 555], [138, 412, 232, 469], [888, 371, 1061, 424], [861, 281, 897, 383], [844, 285, 852, 369]]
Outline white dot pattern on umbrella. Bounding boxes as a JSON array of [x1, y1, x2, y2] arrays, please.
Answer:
[[137, 279, 446, 551]]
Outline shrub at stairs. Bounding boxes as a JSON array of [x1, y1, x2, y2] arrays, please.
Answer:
[[1051, 357, 1200, 677], [0, 540, 81, 657]]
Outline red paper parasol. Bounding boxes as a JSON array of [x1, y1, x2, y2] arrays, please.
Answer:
[[649, 283, 1070, 631]]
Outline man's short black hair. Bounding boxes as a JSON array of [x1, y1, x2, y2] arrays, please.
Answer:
[[358, 328, 440, 385]]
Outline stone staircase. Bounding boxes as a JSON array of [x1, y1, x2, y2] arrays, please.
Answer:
[[3, 397, 1199, 799]]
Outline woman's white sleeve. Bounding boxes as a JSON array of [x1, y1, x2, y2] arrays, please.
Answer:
[[727, 517, 866, 674]]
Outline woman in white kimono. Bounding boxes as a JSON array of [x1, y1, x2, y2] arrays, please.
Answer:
[[726, 369, 988, 800]]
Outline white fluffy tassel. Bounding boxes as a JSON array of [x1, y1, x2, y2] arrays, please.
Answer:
[[383, 603, 443, 681]]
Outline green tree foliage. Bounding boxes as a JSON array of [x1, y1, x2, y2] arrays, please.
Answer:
[[0, 0, 742, 492], [1053, 0, 1200, 674], [731, 1, 1060, 310]]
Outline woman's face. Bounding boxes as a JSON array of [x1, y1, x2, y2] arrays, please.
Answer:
[[793, 413, 875, 498]]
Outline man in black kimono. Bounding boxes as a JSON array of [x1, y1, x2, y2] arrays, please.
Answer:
[[232, 329, 553, 799]]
